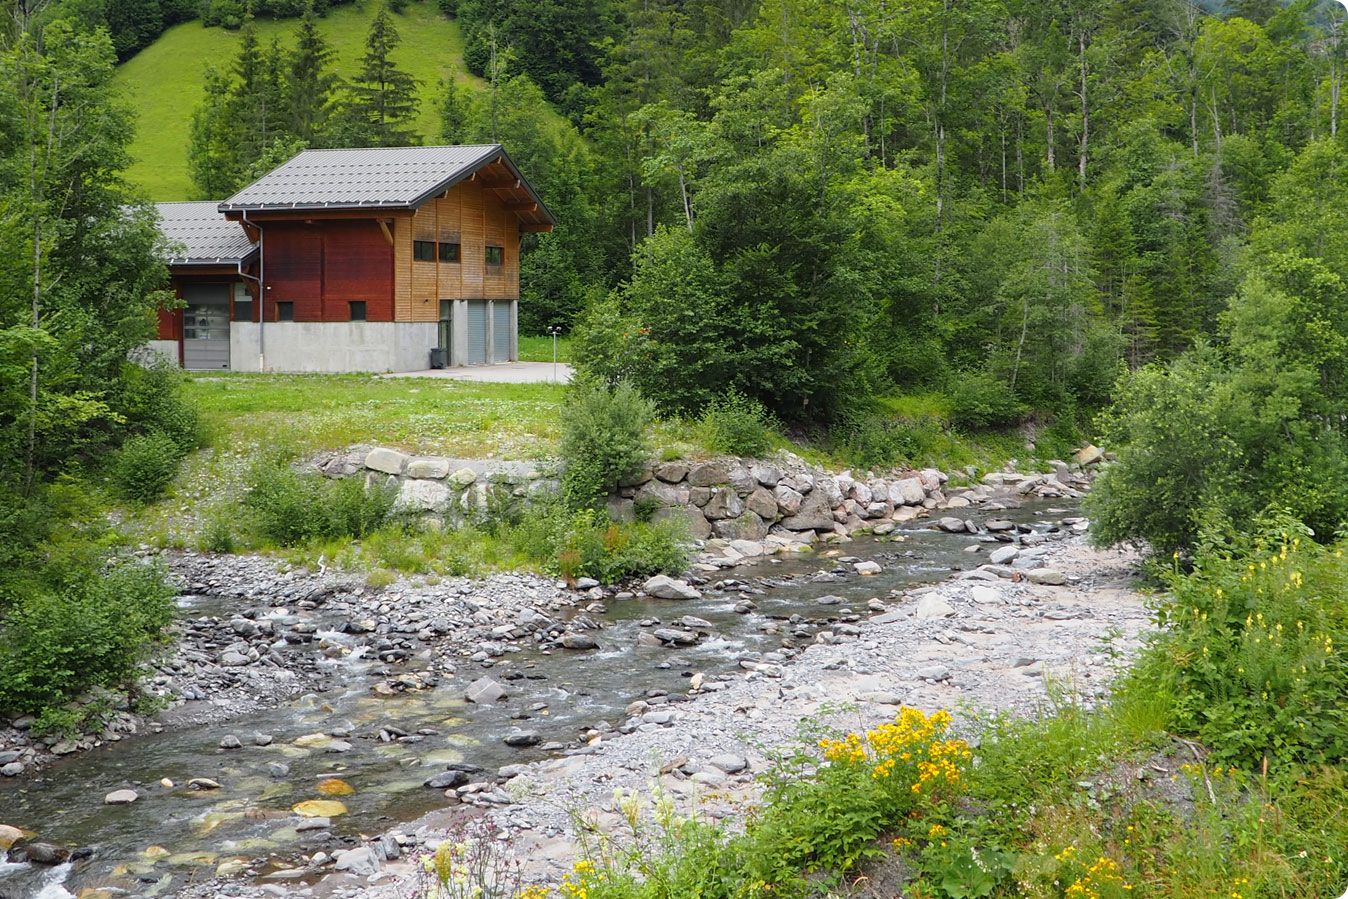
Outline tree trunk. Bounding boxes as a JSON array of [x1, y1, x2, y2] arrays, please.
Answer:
[[1077, 30, 1089, 190]]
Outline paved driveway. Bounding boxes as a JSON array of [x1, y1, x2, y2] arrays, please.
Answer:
[[382, 361, 572, 383]]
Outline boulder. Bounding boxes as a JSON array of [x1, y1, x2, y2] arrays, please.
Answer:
[[702, 488, 744, 520], [712, 514, 767, 541], [707, 754, 749, 774], [988, 545, 1018, 565], [728, 467, 758, 495], [1076, 444, 1105, 466], [617, 464, 654, 488], [364, 448, 409, 475], [746, 487, 779, 520], [752, 466, 783, 488], [916, 664, 952, 682], [935, 517, 966, 533], [24, 842, 70, 865], [561, 633, 599, 651], [652, 507, 712, 540], [890, 477, 926, 506], [686, 463, 730, 487], [396, 479, 452, 514], [0, 824, 22, 850], [333, 847, 381, 877], [465, 677, 509, 704], [653, 628, 699, 646], [1026, 568, 1067, 586], [654, 461, 691, 483], [424, 770, 470, 789], [219, 734, 242, 750], [405, 457, 450, 479], [854, 561, 882, 576], [915, 594, 956, 619], [448, 467, 478, 489], [643, 575, 702, 600], [503, 732, 541, 747], [104, 789, 139, 805], [773, 485, 804, 515], [635, 480, 688, 508], [780, 491, 835, 531]]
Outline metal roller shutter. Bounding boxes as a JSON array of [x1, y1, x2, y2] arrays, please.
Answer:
[[492, 301, 511, 362], [181, 283, 231, 371], [467, 301, 487, 365]]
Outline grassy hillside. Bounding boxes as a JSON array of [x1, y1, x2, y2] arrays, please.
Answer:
[[115, 2, 476, 200]]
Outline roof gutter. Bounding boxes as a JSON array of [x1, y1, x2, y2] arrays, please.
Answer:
[[241, 210, 266, 372]]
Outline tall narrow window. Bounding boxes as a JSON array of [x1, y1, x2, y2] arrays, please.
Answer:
[[413, 240, 435, 262], [439, 242, 460, 263], [349, 301, 367, 322], [485, 245, 504, 266]]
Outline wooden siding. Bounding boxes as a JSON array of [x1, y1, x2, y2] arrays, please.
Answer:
[[263, 221, 393, 322], [392, 177, 521, 322], [157, 307, 182, 340]]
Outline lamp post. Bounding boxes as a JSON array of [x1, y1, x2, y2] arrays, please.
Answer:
[[547, 325, 563, 383]]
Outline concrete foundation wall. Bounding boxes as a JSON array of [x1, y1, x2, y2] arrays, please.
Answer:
[[143, 341, 181, 365], [230, 322, 439, 373]]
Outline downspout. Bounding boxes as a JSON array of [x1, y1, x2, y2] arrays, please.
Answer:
[[242, 210, 266, 371]]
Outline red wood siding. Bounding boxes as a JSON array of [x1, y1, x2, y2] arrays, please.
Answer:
[[266, 226, 323, 321], [156, 307, 182, 340], [262, 221, 393, 322], [321, 221, 394, 321]]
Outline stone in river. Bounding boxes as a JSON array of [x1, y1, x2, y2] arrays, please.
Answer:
[[642, 575, 701, 600], [854, 561, 882, 576], [465, 676, 508, 704], [317, 778, 355, 796], [219, 734, 242, 749], [334, 846, 380, 876], [0, 824, 23, 850], [561, 633, 599, 651], [503, 731, 541, 747], [104, 789, 139, 805], [292, 799, 348, 817], [24, 842, 70, 865], [424, 770, 470, 789]]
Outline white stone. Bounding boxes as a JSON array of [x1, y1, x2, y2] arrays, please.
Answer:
[[448, 467, 478, 489], [1026, 568, 1067, 586], [364, 448, 410, 475], [890, 477, 926, 505], [854, 560, 882, 576], [643, 575, 702, 600], [104, 789, 139, 805], [915, 594, 956, 619], [988, 545, 1019, 565], [396, 479, 452, 513], [405, 457, 450, 479]]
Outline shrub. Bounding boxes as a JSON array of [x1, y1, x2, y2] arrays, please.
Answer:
[[243, 459, 398, 547], [551, 508, 689, 583], [559, 378, 654, 510], [200, 506, 237, 553], [699, 389, 777, 457], [0, 560, 175, 719], [118, 359, 203, 458], [328, 474, 398, 539], [830, 410, 941, 471], [947, 371, 1029, 431], [111, 432, 183, 504]]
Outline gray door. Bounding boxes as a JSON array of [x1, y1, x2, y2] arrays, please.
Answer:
[[492, 301, 511, 363], [181, 283, 230, 370], [466, 301, 487, 365]]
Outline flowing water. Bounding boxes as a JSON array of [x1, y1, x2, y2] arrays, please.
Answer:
[[0, 500, 1077, 898]]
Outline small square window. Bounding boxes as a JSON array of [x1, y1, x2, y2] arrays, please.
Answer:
[[439, 242, 460, 263], [349, 301, 367, 322], [413, 240, 436, 262], [485, 245, 504, 266], [277, 301, 294, 322], [233, 299, 253, 322]]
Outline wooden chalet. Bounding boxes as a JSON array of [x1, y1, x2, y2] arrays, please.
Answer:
[[152, 145, 555, 372]]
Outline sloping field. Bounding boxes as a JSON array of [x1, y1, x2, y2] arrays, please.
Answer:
[[114, 2, 473, 200]]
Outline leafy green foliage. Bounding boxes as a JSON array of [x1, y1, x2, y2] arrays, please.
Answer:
[[558, 378, 653, 511], [111, 433, 183, 504], [698, 389, 777, 458], [0, 560, 175, 719], [947, 372, 1030, 432], [244, 457, 398, 546]]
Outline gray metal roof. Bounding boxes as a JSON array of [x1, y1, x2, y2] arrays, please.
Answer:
[[217, 145, 556, 226], [157, 201, 257, 265]]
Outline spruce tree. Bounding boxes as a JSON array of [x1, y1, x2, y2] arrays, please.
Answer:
[[288, 5, 338, 143], [340, 5, 420, 147]]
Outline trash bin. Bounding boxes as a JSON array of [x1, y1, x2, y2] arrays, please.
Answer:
[[429, 347, 447, 369]]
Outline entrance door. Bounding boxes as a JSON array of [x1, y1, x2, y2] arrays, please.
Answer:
[[181, 283, 230, 370], [492, 301, 511, 363], [438, 300, 453, 365], [466, 301, 487, 365]]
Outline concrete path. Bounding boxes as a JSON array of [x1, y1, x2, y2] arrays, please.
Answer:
[[382, 361, 572, 383]]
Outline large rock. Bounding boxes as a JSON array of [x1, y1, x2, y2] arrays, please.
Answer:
[[448, 467, 478, 489], [652, 628, 699, 646], [405, 457, 450, 479], [752, 466, 783, 487], [617, 464, 654, 488], [989, 545, 1019, 565], [636, 480, 688, 508], [780, 491, 836, 531], [654, 461, 691, 483], [746, 487, 778, 520], [915, 594, 956, 619], [334, 847, 381, 876], [935, 517, 966, 533], [424, 770, 470, 789], [465, 677, 509, 704], [364, 448, 410, 475], [561, 633, 599, 651], [0, 824, 22, 850], [24, 842, 70, 865], [816, 477, 845, 507], [890, 477, 926, 505], [686, 463, 730, 487], [712, 514, 767, 541], [773, 485, 804, 515], [105, 789, 139, 805], [1026, 568, 1067, 585], [702, 488, 745, 520], [728, 467, 758, 495], [396, 479, 452, 514], [707, 754, 749, 774], [1076, 444, 1105, 466], [643, 575, 701, 600]]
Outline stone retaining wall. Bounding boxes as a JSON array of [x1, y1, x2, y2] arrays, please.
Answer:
[[313, 446, 1096, 555]]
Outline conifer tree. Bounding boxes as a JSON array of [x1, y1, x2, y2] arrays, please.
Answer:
[[338, 5, 420, 147], [288, 5, 339, 143]]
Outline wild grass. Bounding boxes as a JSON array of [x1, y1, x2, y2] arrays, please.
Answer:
[[517, 334, 573, 363]]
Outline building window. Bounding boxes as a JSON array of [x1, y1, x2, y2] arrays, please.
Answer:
[[485, 245, 504, 266], [232, 283, 252, 321], [438, 242, 460, 263], [413, 240, 436, 262], [277, 302, 294, 322], [349, 301, 367, 322]]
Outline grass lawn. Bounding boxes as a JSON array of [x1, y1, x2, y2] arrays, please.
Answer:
[[190, 371, 565, 458], [517, 334, 573, 363], [115, 2, 477, 200]]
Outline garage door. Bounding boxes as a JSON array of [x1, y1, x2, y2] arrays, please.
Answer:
[[492, 301, 511, 363], [466, 301, 487, 365], [181, 283, 230, 371]]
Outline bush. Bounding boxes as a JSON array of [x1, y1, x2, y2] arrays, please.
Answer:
[[118, 360, 203, 458], [0, 560, 175, 718], [699, 389, 777, 457], [111, 432, 183, 504], [559, 379, 654, 510], [553, 509, 689, 583], [243, 459, 399, 547], [947, 371, 1029, 431], [1133, 515, 1348, 767], [830, 410, 942, 471]]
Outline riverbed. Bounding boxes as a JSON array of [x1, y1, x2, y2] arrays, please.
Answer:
[[0, 500, 1147, 899]]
